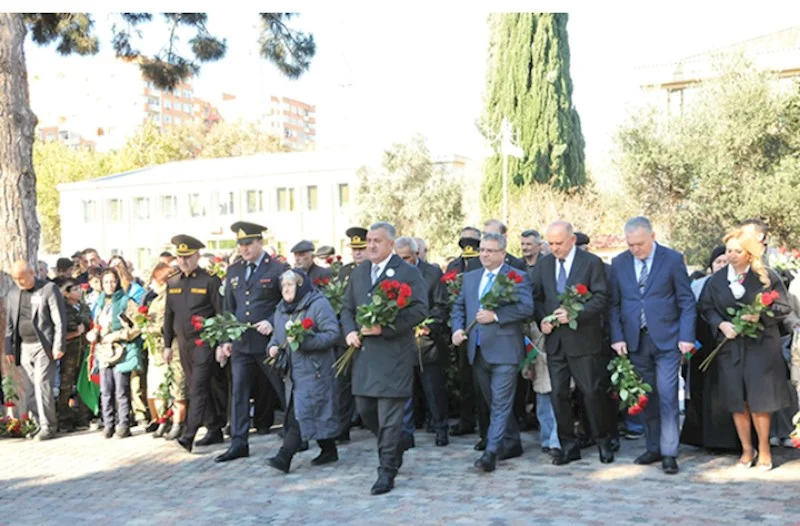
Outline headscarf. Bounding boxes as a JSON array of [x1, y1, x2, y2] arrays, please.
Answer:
[[282, 268, 313, 314], [707, 245, 726, 270]]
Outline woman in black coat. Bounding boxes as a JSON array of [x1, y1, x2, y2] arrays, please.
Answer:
[[699, 228, 793, 470], [266, 269, 341, 473]]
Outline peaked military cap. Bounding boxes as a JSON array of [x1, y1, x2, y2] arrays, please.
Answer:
[[346, 227, 368, 249], [291, 240, 315, 254], [231, 221, 267, 245], [459, 237, 480, 258], [171, 235, 205, 256], [575, 232, 590, 247]]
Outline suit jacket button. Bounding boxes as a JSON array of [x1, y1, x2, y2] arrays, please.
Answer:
[[246, 301, 250, 305], [245, 291, 250, 296], [246, 312, 250, 316]]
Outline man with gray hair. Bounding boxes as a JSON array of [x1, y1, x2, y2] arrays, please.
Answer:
[[483, 219, 526, 271], [341, 222, 429, 495], [413, 237, 428, 261]]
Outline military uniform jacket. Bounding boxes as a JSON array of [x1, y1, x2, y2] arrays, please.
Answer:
[[446, 255, 482, 275], [223, 253, 289, 354], [341, 254, 429, 397], [338, 262, 357, 284], [164, 268, 223, 350]]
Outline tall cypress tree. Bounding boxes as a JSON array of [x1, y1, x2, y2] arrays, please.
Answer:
[[481, 13, 586, 214]]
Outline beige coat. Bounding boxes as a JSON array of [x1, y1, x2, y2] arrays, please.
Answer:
[[521, 321, 552, 394]]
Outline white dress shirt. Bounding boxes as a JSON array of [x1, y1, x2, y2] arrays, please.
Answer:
[[633, 242, 657, 283], [371, 253, 393, 282], [554, 245, 577, 282]]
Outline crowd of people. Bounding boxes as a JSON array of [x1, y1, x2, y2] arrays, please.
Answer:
[[3, 216, 799, 495]]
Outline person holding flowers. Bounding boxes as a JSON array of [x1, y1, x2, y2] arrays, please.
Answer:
[[608, 216, 696, 475], [265, 269, 341, 473], [532, 221, 613, 466], [162, 235, 227, 453], [451, 232, 534, 473], [699, 227, 793, 471], [340, 222, 429, 496]]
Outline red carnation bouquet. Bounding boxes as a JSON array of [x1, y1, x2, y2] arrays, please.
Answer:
[[464, 270, 524, 335], [2, 376, 19, 414], [198, 312, 254, 349], [608, 356, 652, 415], [542, 283, 592, 330], [325, 255, 344, 279], [698, 290, 780, 372], [315, 276, 347, 316], [334, 279, 412, 377], [155, 363, 175, 424], [133, 305, 159, 356], [440, 270, 463, 308], [283, 317, 315, 352]]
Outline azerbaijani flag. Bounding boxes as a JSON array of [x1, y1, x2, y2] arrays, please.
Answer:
[[518, 336, 540, 371], [76, 344, 100, 415]]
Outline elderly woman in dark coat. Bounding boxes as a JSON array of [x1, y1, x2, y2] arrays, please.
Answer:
[[266, 269, 341, 473]]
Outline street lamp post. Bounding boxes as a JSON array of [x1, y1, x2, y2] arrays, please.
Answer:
[[499, 118, 523, 225]]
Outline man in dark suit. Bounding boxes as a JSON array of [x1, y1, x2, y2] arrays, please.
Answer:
[[214, 222, 290, 462], [609, 216, 695, 474], [483, 219, 526, 270], [521, 229, 544, 279], [5, 260, 67, 441], [452, 233, 534, 472], [533, 221, 614, 465], [164, 235, 226, 451], [291, 240, 333, 285], [341, 222, 428, 495], [395, 236, 450, 448]]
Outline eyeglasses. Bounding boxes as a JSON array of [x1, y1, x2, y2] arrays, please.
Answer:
[[479, 248, 502, 254]]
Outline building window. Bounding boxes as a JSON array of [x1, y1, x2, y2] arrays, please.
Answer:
[[338, 184, 350, 207], [81, 200, 96, 223], [135, 248, 152, 275], [217, 191, 235, 216], [163, 99, 172, 110], [147, 96, 159, 107], [107, 199, 123, 222], [246, 190, 263, 213], [161, 195, 177, 219], [133, 197, 150, 220], [277, 188, 295, 212], [175, 117, 182, 125], [183, 103, 192, 113], [307, 185, 318, 211], [189, 193, 206, 217], [151, 114, 161, 123], [183, 89, 192, 99], [164, 115, 172, 124]]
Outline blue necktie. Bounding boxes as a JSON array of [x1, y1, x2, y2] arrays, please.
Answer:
[[557, 259, 567, 294], [638, 259, 648, 328], [476, 272, 495, 346]]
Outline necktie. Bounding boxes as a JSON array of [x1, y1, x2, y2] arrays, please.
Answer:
[[638, 258, 648, 328], [246, 263, 256, 283], [371, 265, 381, 285], [557, 259, 567, 294], [476, 272, 495, 347]]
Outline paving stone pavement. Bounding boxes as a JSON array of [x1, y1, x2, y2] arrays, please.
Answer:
[[1, 424, 799, 525]]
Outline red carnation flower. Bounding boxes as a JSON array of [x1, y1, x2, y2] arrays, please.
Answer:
[[21, 412, 28, 420], [380, 281, 393, 292], [628, 404, 643, 416], [166, 409, 174, 418], [638, 395, 649, 407], [386, 290, 397, 300], [138, 305, 149, 314], [397, 296, 407, 308], [326, 257, 334, 265], [191, 315, 203, 324], [157, 416, 167, 424], [507, 271, 523, 284], [336, 255, 342, 262], [441, 271, 457, 283], [390, 280, 400, 289], [791, 437, 800, 449], [321, 277, 330, 286], [4, 401, 14, 408], [194, 338, 204, 347], [761, 292, 775, 307], [301, 318, 314, 330], [313, 278, 321, 286], [80, 283, 90, 291], [399, 283, 412, 298], [214, 256, 223, 263], [575, 284, 589, 296], [192, 321, 204, 331]]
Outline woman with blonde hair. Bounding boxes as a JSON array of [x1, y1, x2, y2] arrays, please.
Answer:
[[699, 228, 793, 470]]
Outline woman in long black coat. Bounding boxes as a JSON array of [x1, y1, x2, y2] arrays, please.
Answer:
[[681, 246, 740, 451], [266, 269, 341, 473], [699, 229, 793, 470]]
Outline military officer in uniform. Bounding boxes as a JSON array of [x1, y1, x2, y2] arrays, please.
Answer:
[[215, 222, 289, 462], [291, 240, 333, 285], [163, 236, 226, 451], [446, 236, 490, 449], [334, 226, 368, 440]]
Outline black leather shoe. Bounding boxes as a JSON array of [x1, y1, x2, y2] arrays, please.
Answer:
[[662, 456, 679, 474], [177, 437, 193, 453], [598, 442, 615, 464], [548, 448, 562, 459], [298, 441, 309, 452], [610, 437, 621, 452], [552, 447, 581, 466], [215, 445, 250, 463], [474, 437, 487, 451], [311, 449, 339, 466], [435, 430, 449, 447], [195, 429, 224, 447], [144, 421, 159, 433], [335, 430, 350, 443], [401, 433, 415, 451], [370, 473, 395, 495], [634, 451, 663, 465], [256, 425, 271, 435], [578, 435, 595, 449], [474, 451, 496, 472], [450, 422, 475, 436], [267, 453, 292, 473], [498, 442, 523, 461]]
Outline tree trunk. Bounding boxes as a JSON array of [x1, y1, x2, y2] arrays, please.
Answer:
[[0, 13, 38, 406]]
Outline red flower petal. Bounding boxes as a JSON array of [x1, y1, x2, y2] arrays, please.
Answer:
[[138, 305, 149, 314], [194, 339, 204, 347], [397, 296, 407, 308], [575, 284, 589, 295], [301, 318, 314, 330]]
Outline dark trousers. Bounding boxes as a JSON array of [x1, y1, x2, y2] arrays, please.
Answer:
[[356, 395, 405, 476], [473, 350, 521, 454], [57, 343, 82, 428], [403, 362, 449, 435], [182, 344, 218, 441], [231, 351, 283, 447], [100, 366, 131, 430], [629, 330, 681, 457], [548, 350, 611, 453], [252, 373, 276, 429], [457, 343, 489, 436], [334, 347, 356, 434], [280, 394, 336, 457]]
